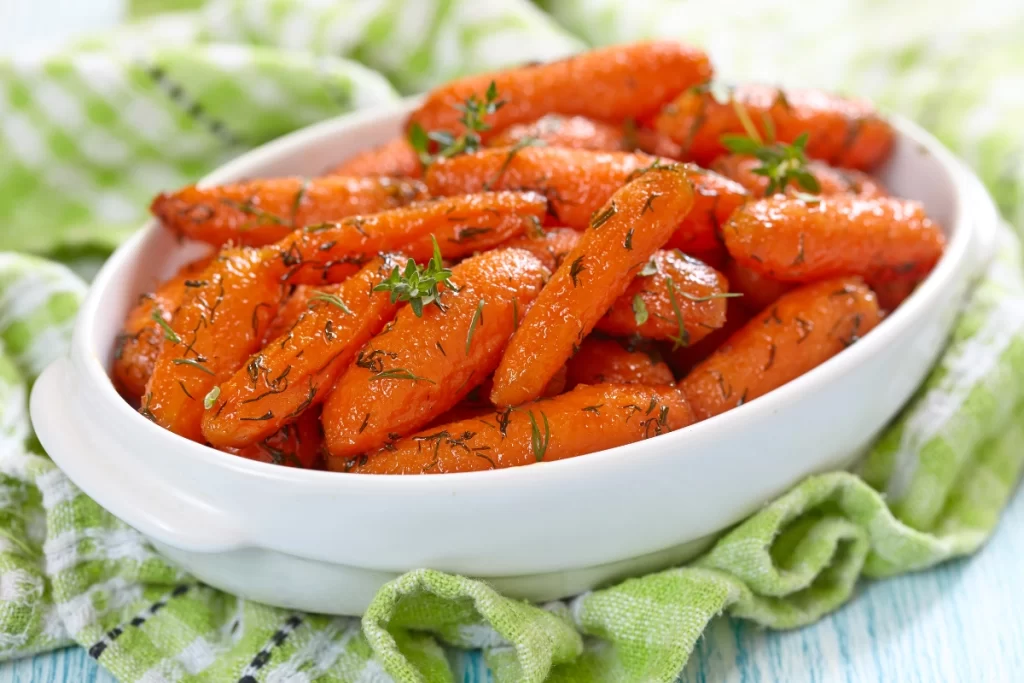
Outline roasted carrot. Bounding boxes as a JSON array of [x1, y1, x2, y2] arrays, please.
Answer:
[[710, 154, 887, 199], [144, 248, 287, 442], [203, 256, 403, 448], [113, 254, 213, 399], [425, 148, 746, 251], [477, 363, 568, 403], [220, 407, 324, 469], [322, 248, 549, 459], [869, 274, 922, 312], [655, 84, 895, 170], [490, 115, 629, 151], [327, 137, 422, 179], [565, 338, 674, 389], [267, 192, 548, 285], [262, 284, 342, 343], [667, 298, 750, 377], [152, 176, 427, 247], [680, 277, 881, 420], [722, 195, 945, 283], [408, 42, 711, 141], [722, 259, 793, 314], [596, 249, 730, 345], [491, 165, 695, 407], [500, 227, 581, 271], [340, 383, 693, 474]]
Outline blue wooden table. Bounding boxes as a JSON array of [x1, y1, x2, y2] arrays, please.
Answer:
[[3, 485, 1022, 682]]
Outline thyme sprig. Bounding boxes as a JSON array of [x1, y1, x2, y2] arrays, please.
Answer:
[[721, 123, 821, 197], [409, 81, 505, 166], [372, 236, 453, 316]]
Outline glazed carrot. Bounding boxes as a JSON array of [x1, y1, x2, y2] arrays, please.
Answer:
[[500, 227, 581, 271], [869, 274, 922, 312], [490, 115, 629, 151], [680, 277, 882, 421], [425, 148, 746, 251], [722, 195, 946, 283], [262, 284, 342, 343], [267, 192, 548, 285], [322, 248, 549, 459], [476, 363, 568, 403], [668, 298, 750, 377], [710, 154, 887, 198], [565, 338, 674, 389], [113, 254, 213, 399], [327, 137, 422, 179], [152, 176, 427, 247], [144, 248, 287, 442], [203, 256, 403, 448], [220, 407, 324, 469], [655, 84, 895, 170], [340, 383, 693, 474], [596, 249, 730, 345], [722, 260, 793, 314], [491, 165, 695, 407], [408, 42, 711, 141]]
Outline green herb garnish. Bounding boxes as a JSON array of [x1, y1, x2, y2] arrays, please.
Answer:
[[632, 295, 649, 325], [569, 255, 586, 287], [150, 310, 180, 344], [409, 81, 505, 166], [721, 130, 821, 196], [665, 277, 690, 350], [308, 291, 353, 315], [370, 368, 435, 383], [203, 386, 220, 410], [527, 410, 551, 462], [466, 299, 485, 354], [372, 235, 453, 316], [172, 358, 214, 375]]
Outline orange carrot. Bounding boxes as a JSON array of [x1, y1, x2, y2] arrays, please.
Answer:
[[667, 298, 750, 377], [203, 256, 403, 448], [425, 147, 746, 251], [500, 227, 581, 271], [491, 165, 695, 407], [490, 115, 630, 151], [113, 254, 213, 399], [596, 249, 730, 345], [144, 248, 287, 442], [152, 176, 428, 247], [655, 84, 895, 170], [220, 407, 324, 469], [322, 248, 549, 459], [869, 274, 922, 312], [262, 284, 342, 343], [408, 42, 711, 141], [340, 383, 693, 474], [680, 277, 881, 420], [722, 259, 793, 314], [722, 195, 945, 283], [266, 192, 548, 285], [565, 338, 674, 388], [327, 137, 423, 179], [710, 154, 887, 198]]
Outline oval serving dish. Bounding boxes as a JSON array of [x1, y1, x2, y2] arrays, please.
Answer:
[[30, 99, 998, 615]]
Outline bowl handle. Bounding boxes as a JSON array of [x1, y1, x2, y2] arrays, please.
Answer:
[[30, 358, 247, 553]]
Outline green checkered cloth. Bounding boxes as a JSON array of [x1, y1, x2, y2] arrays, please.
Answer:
[[2, 0, 1024, 681]]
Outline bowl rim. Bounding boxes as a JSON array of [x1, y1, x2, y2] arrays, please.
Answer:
[[73, 99, 979, 491]]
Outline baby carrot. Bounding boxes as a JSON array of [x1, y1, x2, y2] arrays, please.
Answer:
[[262, 284, 342, 343], [219, 407, 324, 469], [425, 148, 746, 251], [202, 256, 403, 448], [500, 227, 581, 271], [490, 115, 630, 151], [408, 42, 711, 141], [327, 137, 423, 179], [565, 338, 674, 389], [113, 254, 213, 399], [322, 248, 549, 459], [722, 259, 793, 314], [268, 192, 548, 285], [680, 277, 881, 421], [491, 165, 695, 407], [144, 248, 288, 442], [722, 195, 946, 283], [151, 176, 427, 247], [655, 84, 895, 170], [710, 154, 887, 199], [339, 383, 693, 474], [596, 249, 730, 345]]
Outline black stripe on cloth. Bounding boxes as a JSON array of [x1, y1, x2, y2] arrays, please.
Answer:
[[142, 63, 243, 147], [236, 615, 303, 682], [87, 584, 193, 660]]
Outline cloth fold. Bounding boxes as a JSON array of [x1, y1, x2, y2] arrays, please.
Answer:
[[2, 0, 1024, 681]]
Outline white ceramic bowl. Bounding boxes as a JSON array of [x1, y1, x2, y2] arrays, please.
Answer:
[[31, 100, 998, 615]]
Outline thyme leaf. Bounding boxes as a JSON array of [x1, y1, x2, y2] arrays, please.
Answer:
[[308, 291, 353, 315], [528, 410, 551, 462], [372, 235, 453, 316], [172, 358, 214, 375], [150, 310, 180, 344], [408, 81, 505, 166], [466, 299, 486, 354], [632, 295, 649, 325], [370, 368, 435, 384], [203, 386, 220, 410]]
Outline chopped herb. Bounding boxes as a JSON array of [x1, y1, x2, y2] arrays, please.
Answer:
[[638, 258, 658, 277], [370, 368, 435, 383], [764, 343, 776, 371], [590, 202, 617, 229], [178, 381, 194, 399], [358, 413, 370, 433], [372, 235, 453, 316], [308, 291, 353, 315], [582, 405, 603, 414], [172, 358, 214, 375], [223, 198, 286, 227], [435, 341, 446, 356], [646, 397, 658, 415], [496, 407, 512, 438], [290, 178, 310, 226], [569, 255, 586, 287], [484, 136, 543, 189], [632, 295, 649, 325], [624, 228, 634, 251], [466, 299, 486, 354], [676, 290, 743, 303], [527, 410, 551, 462], [665, 277, 690, 350], [150, 310, 180, 344], [183, 279, 207, 288], [239, 411, 274, 421], [203, 386, 220, 410], [449, 226, 493, 244], [641, 192, 662, 215]]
